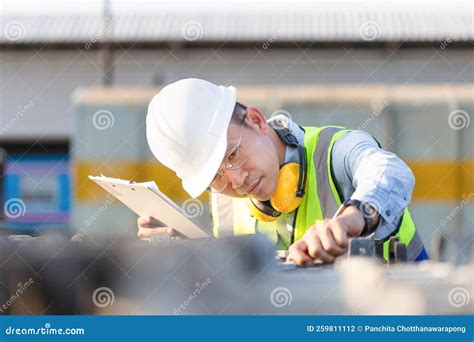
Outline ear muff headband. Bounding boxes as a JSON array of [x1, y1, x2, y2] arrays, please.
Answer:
[[295, 144, 307, 197], [246, 198, 281, 222]]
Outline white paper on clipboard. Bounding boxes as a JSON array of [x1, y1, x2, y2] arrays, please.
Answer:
[[88, 175, 209, 239]]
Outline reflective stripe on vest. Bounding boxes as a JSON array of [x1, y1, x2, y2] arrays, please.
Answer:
[[211, 126, 423, 261], [314, 127, 347, 218]]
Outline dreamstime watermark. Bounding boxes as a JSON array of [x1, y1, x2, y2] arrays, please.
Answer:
[[352, 278, 390, 314], [270, 287, 292, 308], [174, 277, 212, 315], [4, 21, 26, 41], [0, 278, 35, 313], [359, 21, 381, 41], [439, 193, 473, 228], [92, 287, 115, 307], [84, 19, 113, 49], [440, 34, 457, 50], [448, 109, 470, 130], [5, 323, 85, 336], [181, 21, 204, 41], [262, 27, 285, 50], [84, 194, 115, 227], [448, 287, 470, 308], [92, 109, 115, 130], [0, 101, 34, 135], [181, 199, 204, 219], [358, 100, 389, 130], [4, 198, 27, 219], [440, 21, 470, 50], [275, 191, 297, 215]]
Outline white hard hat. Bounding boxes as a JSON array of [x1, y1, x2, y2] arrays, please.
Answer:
[[146, 78, 237, 198]]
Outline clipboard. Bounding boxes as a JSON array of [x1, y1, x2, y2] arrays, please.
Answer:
[[88, 175, 209, 239]]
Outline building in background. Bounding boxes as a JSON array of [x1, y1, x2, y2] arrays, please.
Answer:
[[0, 2, 472, 254]]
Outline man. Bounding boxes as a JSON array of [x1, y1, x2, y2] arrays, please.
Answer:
[[139, 78, 428, 265]]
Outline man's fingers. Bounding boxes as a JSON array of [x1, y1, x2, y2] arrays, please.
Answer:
[[287, 241, 313, 266], [137, 226, 173, 240], [137, 215, 163, 228], [287, 219, 351, 266], [330, 220, 349, 249], [305, 233, 336, 264], [137, 216, 152, 228], [317, 225, 346, 256]]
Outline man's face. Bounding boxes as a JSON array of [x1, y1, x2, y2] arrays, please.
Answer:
[[211, 108, 281, 201]]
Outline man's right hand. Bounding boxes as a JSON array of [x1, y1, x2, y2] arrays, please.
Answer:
[[136, 215, 180, 241]]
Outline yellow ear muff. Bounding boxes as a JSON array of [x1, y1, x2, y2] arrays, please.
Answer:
[[270, 162, 303, 213], [245, 198, 280, 222], [245, 135, 308, 222]]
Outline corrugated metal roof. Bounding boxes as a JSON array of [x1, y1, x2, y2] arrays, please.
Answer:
[[1, 7, 472, 44]]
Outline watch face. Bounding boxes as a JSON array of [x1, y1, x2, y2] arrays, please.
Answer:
[[361, 202, 379, 234], [360, 202, 376, 220]]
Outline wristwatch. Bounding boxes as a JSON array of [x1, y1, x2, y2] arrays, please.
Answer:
[[339, 199, 379, 236]]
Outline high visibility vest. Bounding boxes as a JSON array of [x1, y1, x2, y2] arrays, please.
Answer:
[[211, 126, 425, 261]]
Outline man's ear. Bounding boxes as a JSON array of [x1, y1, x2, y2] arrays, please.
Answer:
[[245, 107, 269, 134]]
